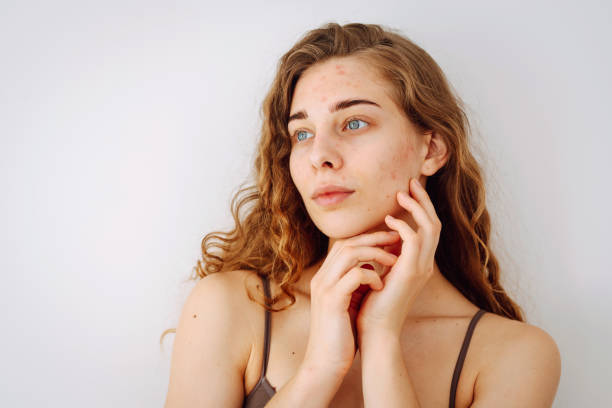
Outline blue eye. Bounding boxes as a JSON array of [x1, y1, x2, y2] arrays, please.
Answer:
[[346, 119, 368, 130], [296, 130, 313, 142], [293, 119, 368, 143]]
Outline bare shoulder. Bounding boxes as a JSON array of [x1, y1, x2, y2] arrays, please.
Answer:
[[164, 270, 261, 407], [189, 269, 263, 318], [471, 312, 562, 407], [180, 270, 265, 357]]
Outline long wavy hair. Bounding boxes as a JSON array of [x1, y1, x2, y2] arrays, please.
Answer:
[[161, 22, 524, 343]]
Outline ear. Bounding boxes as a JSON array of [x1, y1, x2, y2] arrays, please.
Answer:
[[420, 131, 449, 176]]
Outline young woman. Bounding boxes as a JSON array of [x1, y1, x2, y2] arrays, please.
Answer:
[[163, 22, 561, 407]]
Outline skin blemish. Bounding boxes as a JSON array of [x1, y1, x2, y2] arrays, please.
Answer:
[[193, 314, 197, 318]]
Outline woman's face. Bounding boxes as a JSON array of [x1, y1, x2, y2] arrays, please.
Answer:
[[288, 55, 429, 239]]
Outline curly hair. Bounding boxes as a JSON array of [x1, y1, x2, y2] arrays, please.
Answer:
[[161, 21, 524, 344]]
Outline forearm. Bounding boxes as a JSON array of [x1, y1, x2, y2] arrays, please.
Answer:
[[360, 332, 421, 408], [264, 364, 344, 408]]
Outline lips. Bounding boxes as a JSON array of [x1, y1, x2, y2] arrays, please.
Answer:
[[311, 184, 355, 207], [312, 191, 353, 206], [311, 184, 354, 199]]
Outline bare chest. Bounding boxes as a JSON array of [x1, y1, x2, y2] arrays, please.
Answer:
[[244, 304, 483, 408]]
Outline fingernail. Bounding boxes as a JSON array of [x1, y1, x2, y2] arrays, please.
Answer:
[[414, 178, 422, 188]]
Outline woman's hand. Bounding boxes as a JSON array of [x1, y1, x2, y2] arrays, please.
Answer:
[[301, 230, 400, 379], [356, 177, 442, 338]]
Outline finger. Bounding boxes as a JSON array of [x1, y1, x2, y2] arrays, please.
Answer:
[[323, 246, 398, 285], [385, 214, 436, 281], [397, 190, 437, 236], [382, 241, 402, 257], [408, 178, 441, 227], [384, 214, 419, 259], [357, 260, 387, 279], [392, 201, 438, 271], [334, 267, 383, 305], [340, 230, 401, 250], [321, 230, 398, 279], [401, 181, 441, 261]]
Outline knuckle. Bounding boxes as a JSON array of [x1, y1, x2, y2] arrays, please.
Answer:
[[420, 266, 434, 279], [433, 220, 442, 231], [405, 233, 420, 245], [424, 226, 436, 238], [378, 249, 395, 261], [357, 265, 374, 276], [347, 267, 368, 284], [365, 268, 378, 280], [346, 267, 361, 280], [332, 238, 348, 251], [340, 245, 357, 259]]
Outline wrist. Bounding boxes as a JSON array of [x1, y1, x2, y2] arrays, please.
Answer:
[[266, 365, 343, 408], [297, 361, 345, 390], [358, 328, 402, 351], [274, 363, 343, 407]]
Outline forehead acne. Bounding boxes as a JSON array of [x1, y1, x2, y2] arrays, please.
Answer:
[[335, 64, 346, 75]]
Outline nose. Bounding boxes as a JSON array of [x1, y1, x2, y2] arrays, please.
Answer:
[[309, 132, 343, 170]]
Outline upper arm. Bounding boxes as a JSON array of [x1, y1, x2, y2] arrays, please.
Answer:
[[471, 325, 562, 408], [164, 272, 252, 408]]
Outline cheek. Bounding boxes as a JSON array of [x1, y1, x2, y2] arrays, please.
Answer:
[[289, 152, 307, 194], [375, 147, 409, 185], [289, 154, 299, 186]]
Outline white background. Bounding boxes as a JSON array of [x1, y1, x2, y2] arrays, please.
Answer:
[[1, 1, 610, 406]]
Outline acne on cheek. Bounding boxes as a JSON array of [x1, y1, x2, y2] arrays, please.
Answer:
[[376, 146, 412, 189], [377, 152, 402, 180]]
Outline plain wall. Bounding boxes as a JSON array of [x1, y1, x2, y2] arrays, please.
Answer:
[[1, 0, 610, 406]]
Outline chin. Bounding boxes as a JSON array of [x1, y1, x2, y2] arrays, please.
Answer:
[[312, 212, 387, 239]]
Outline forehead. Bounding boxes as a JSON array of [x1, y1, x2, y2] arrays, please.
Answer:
[[290, 56, 394, 112]]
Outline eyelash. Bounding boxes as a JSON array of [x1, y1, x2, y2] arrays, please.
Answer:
[[292, 117, 370, 142]]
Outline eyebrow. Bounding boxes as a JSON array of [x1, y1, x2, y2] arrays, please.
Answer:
[[287, 98, 381, 124]]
